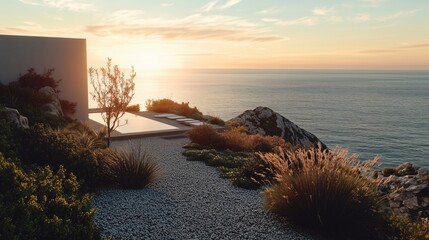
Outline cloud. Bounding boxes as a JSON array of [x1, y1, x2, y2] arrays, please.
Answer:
[[0, 21, 69, 36], [19, 0, 94, 11], [352, 13, 371, 22], [352, 9, 420, 22], [200, 0, 219, 12], [219, 0, 241, 9], [375, 9, 420, 22], [257, 8, 281, 15], [199, 0, 241, 12], [353, 42, 429, 54], [312, 7, 335, 16], [262, 16, 317, 26], [360, 0, 385, 6], [161, 3, 174, 7], [83, 12, 286, 43], [399, 43, 429, 49]]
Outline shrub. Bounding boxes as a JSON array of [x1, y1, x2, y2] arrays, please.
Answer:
[[390, 215, 429, 240], [0, 68, 76, 127], [187, 125, 286, 152], [182, 149, 261, 189], [15, 124, 108, 188], [126, 104, 140, 112], [187, 124, 225, 149], [105, 145, 159, 189], [0, 154, 100, 240], [258, 145, 384, 238], [146, 98, 202, 119], [205, 115, 225, 126]]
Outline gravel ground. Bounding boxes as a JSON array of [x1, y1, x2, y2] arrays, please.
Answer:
[[92, 137, 317, 240]]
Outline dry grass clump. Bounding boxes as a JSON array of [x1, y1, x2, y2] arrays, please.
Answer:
[[187, 125, 285, 153], [105, 145, 160, 189], [258, 145, 384, 238]]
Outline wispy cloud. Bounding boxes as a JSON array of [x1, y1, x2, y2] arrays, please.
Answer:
[[257, 8, 281, 15], [352, 13, 371, 22], [360, 0, 385, 6], [19, 0, 94, 11], [312, 7, 335, 16], [0, 21, 68, 36], [262, 16, 317, 26], [219, 0, 241, 9], [199, 0, 241, 12], [352, 42, 429, 54], [83, 11, 285, 43], [352, 9, 420, 22], [200, 0, 219, 12], [161, 3, 174, 7]]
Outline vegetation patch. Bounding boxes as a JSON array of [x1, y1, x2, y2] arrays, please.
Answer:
[[146, 98, 203, 120], [0, 154, 100, 240], [183, 125, 288, 189], [258, 145, 388, 239], [104, 145, 160, 189]]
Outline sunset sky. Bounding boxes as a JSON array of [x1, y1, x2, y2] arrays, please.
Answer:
[[1, 0, 428, 70]]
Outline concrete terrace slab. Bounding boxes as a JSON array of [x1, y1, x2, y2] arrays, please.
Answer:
[[86, 110, 225, 140]]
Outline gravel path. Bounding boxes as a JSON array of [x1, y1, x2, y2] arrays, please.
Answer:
[[92, 137, 316, 240]]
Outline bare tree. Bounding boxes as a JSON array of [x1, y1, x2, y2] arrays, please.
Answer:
[[89, 58, 136, 147]]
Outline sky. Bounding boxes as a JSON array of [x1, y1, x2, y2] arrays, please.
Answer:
[[1, 0, 429, 70]]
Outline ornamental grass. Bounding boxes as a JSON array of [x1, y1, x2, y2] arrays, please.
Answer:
[[258, 145, 386, 238]]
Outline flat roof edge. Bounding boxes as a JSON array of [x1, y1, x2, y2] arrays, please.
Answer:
[[0, 34, 86, 41]]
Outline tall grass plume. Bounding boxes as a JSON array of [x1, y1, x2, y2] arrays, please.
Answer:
[[258, 145, 385, 238], [106, 145, 160, 189]]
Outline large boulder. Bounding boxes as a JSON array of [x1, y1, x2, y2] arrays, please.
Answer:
[[0, 107, 29, 128], [227, 107, 327, 148], [39, 86, 63, 116]]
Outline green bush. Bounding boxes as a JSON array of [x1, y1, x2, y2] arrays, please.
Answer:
[[182, 149, 260, 189], [15, 124, 109, 188], [105, 145, 159, 189], [0, 154, 100, 240], [146, 98, 202, 119], [0, 118, 19, 159], [258, 146, 385, 238], [389, 215, 429, 240], [0, 68, 76, 127]]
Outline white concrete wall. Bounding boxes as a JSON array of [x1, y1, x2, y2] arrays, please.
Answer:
[[0, 35, 88, 120]]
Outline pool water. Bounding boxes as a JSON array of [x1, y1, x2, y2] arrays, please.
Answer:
[[89, 112, 179, 134]]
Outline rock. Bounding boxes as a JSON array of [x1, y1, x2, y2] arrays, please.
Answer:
[[396, 162, 417, 176], [39, 86, 63, 116], [377, 162, 429, 219], [418, 168, 429, 176], [403, 197, 419, 210], [405, 184, 427, 193], [227, 107, 326, 148], [0, 107, 29, 128]]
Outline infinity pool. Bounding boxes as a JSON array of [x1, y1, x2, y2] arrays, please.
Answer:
[[89, 112, 179, 134]]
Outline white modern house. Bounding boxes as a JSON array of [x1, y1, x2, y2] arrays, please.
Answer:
[[0, 34, 88, 120]]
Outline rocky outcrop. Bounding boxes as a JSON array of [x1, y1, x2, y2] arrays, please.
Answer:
[[0, 107, 29, 128], [227, 107, 326, 148], [39, 86, 63, 116], [376, 163, 429, 219]]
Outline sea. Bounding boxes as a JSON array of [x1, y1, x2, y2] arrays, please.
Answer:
[[123, 69, 429, 168]]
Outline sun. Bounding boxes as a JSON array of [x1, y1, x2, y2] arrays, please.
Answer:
[[138, 51, 180, 70]]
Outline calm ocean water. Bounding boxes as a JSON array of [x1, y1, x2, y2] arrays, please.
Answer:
[[130, 69, 429, 168]]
